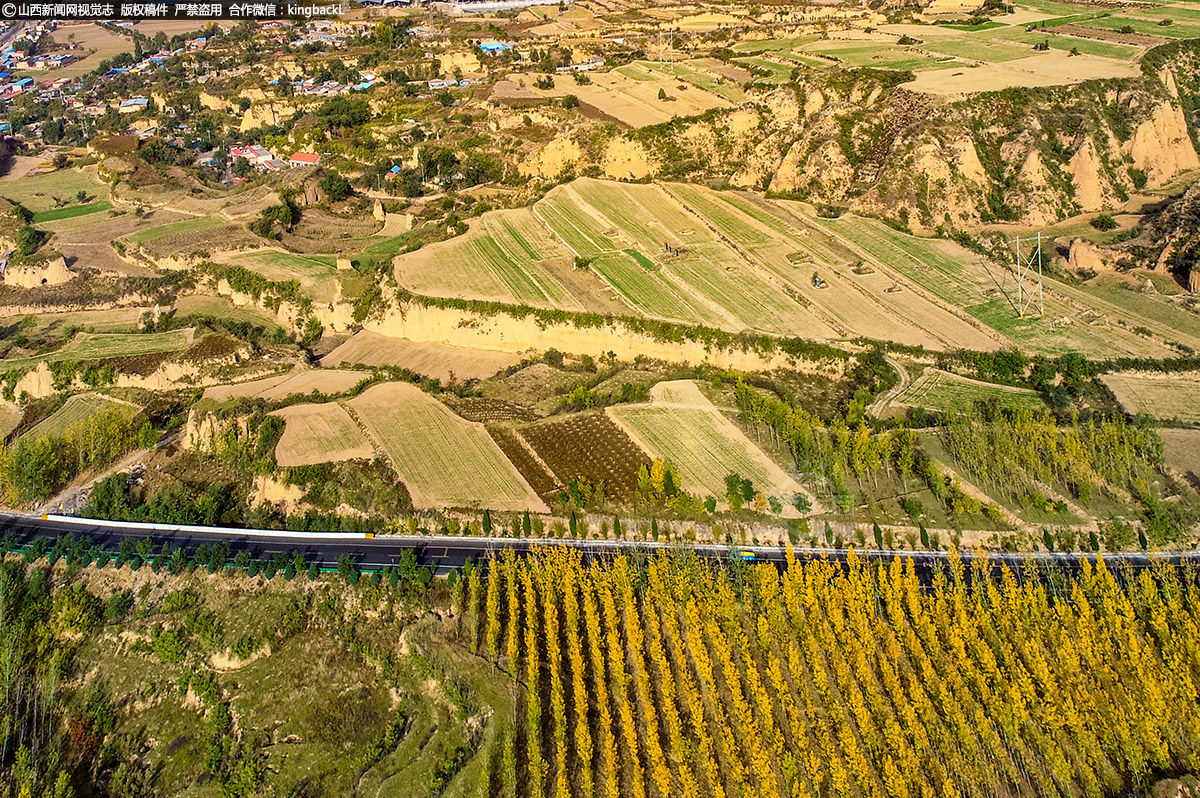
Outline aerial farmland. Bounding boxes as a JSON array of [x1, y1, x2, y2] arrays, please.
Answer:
[[5, 3, 1200, 795]]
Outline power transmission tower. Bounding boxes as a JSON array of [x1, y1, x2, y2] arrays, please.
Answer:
[[1012, 231, 1044, 319]]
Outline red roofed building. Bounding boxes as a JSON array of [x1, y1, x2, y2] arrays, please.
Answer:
[[289, 151, 320, 167]]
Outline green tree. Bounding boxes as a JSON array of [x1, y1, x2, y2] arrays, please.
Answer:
[[137, 422, 157, 451], [318, 171, 352, 201]]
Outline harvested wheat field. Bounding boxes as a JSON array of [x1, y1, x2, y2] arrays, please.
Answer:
[[271, 403, 375, 467], [905, 50, 1139, 94], [203, 368, 369, 403], [1162, 428, 1200, 482], [1101, 371, 1200, 423], [493, 64, 733, 128], [321, 331, 524, 382], [608, 379, 803, 504], [348, 382, 546, 511]]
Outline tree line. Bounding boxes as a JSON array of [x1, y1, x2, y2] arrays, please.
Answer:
[[0, 408, 151, 503]]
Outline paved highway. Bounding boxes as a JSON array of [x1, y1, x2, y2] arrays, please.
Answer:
[[0, 22, 25, 51], [1, 512, 1195, 582]]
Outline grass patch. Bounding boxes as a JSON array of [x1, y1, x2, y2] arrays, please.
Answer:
[[624, 248, 656, 270], [1, 168, 104, 213], [31, 200, 112, 223]]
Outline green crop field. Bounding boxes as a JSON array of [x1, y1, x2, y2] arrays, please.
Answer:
[[812, 214, 1186, 357], [0, 329, 193, 372], [349, 382, 545, 512], [1, 168, 105, 213], [921, 35, 1041, 62], [123, 216, 225, 244], [733, 56, 798, 81], [894, 369, 1045, 414], [557, 179, 832, 335], [816, 216, 984, 301], [608, 380, 801, 502], [31, 200, 112, 224], [731, 35, 818, 54], [397, 178, 1112, 350], [1082, 15, 1200, 38], [940, 20, 1007, 30], [800, 42, 955, 71], [22, 393, 140, 442], [636, 60, 750, 103], [394, 209, 582, 310], [997, 29, 1138, 59]]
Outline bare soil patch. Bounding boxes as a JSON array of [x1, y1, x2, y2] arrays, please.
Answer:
[[321, 331, 524, 382]]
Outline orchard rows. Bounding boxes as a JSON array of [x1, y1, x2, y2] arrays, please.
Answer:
[[464, 548, 1200, 798]]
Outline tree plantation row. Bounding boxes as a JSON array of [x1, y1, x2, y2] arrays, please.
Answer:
[[460, 548, 1200, 798]]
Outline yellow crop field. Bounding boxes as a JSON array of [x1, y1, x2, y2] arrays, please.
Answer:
[[1101, 371, 1200, 423], [348, 382, 546, 512], [321, 332, 523, 382], [271, 403, 375, 467], [203, 369, 369, 403], [608, 380, 803, 503]]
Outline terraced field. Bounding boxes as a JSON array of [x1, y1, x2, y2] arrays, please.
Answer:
[[607, 380, 803, 503], [390, 177, 1193, 357], [22, 393, 140, 441], [0, 329, 194, 372], [1, 166, 105, 212], [1101, 371, 1200, 423], [893, 369, 1046, 414], [665, 185, 1001, 349], [348, 382, 546, 512], [271, 402, 375, 467], [217, 249, 340, 302], [393, 209, 583, 309], [812, 213, 1180, 358], [203, 368, 369, 403]]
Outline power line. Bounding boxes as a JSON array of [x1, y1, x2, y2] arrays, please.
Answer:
[[1012, 231, 1044, 319]]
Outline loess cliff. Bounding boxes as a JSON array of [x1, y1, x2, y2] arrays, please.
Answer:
[[565, 40, 1200, 233]]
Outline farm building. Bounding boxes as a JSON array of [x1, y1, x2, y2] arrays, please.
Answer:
[[118, 97, 149, 114], [289, 151, 321, 167]]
